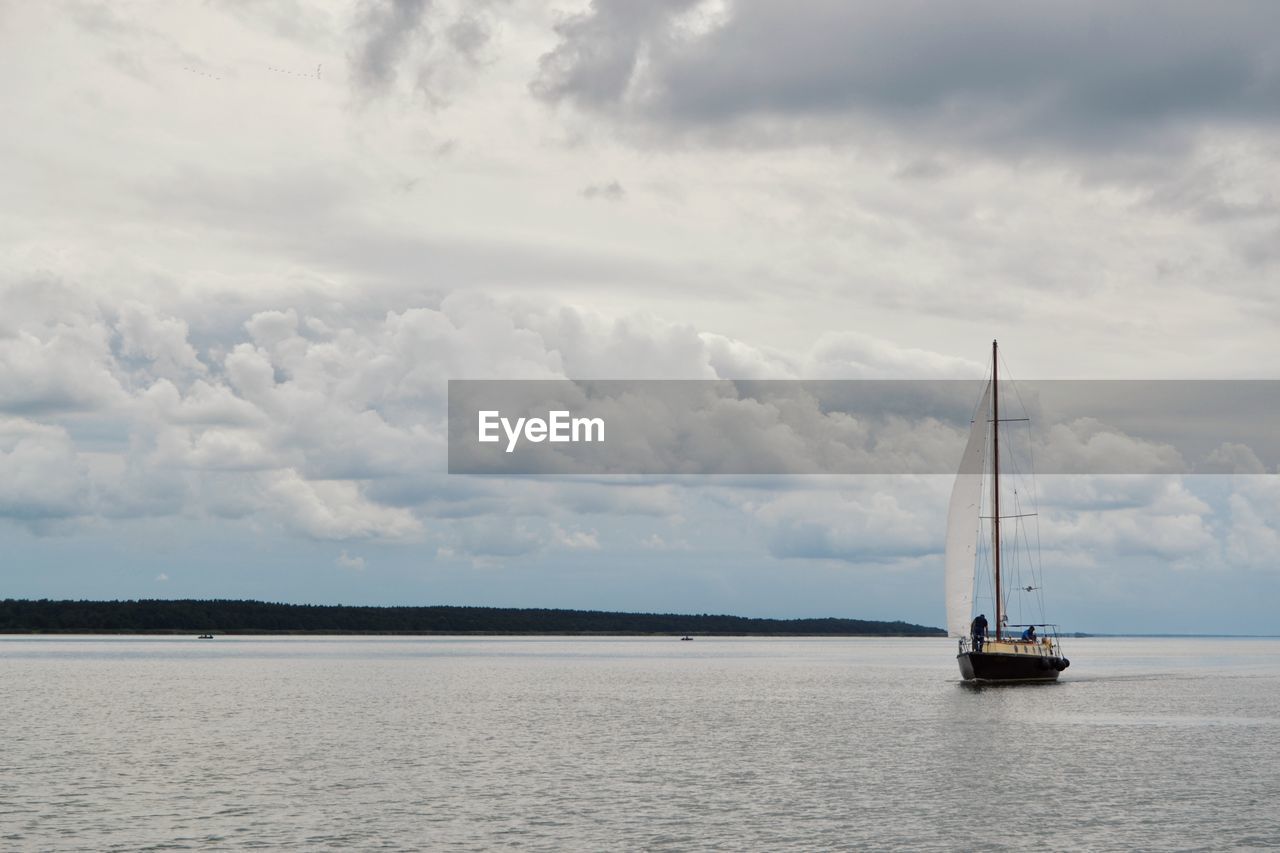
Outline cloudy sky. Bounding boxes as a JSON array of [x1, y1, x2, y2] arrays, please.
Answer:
[[4, 0, 1280, 633]]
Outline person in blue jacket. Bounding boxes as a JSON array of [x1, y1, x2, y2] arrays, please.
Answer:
[[1021, 625, 1037, 642]]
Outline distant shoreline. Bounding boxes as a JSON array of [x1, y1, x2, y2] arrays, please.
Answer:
[[0, 599, 945, 637], [0, 630, 940, 637], [6, 601, 1267, 638], [5, 631, 1276, 639]]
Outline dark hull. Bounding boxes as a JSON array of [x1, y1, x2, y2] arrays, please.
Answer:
[[958, 651, 1063, 683]]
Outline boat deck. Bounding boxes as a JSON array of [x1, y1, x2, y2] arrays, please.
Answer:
[[980, 639, 1057, 656]]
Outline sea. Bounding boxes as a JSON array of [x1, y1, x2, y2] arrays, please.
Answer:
[[2, 636, 1278, 851]]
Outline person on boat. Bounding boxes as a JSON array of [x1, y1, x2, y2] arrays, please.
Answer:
[[1021, 625, 1037, 643], [970, 614, 988, 652]]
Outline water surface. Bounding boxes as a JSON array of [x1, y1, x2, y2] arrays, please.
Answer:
[[2, 636, 1277, 850]]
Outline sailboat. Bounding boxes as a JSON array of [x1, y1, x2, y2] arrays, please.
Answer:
[[946, 340, 1069, 683]]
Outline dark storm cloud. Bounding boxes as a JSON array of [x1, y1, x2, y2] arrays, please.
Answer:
[[444, 14, 491, 60], [348, 0, 508, 103], [533, 0, 1280, 152], [531, 0, 701, 107], [350, 0, 431, 93], [581, 180, 625, 201]]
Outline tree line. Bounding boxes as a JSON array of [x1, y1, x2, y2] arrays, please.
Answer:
[[0, 599, 944, 635]]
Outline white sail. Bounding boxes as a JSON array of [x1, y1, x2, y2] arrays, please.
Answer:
[[944, 382, 990, 638]]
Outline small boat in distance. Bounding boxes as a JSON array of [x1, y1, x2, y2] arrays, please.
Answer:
[[946, 341, 1070, 683], [197, 634, 214, 639], [680, 635, 693, 641]]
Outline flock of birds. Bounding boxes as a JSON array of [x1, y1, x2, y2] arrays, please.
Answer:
[[268, 63, 323, 80], [181, 63, 322, 82]]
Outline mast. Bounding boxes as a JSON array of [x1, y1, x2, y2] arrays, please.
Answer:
[[991, 339, 1002, 641]]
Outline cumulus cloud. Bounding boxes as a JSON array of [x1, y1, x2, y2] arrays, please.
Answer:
[[1223, 478, 1280, 570], [639, 532, 689, 550], [803, 334, 982, 379], [450, 517, 543, 558], [336, 550, 367, 572], [0, 418, 92, 521], [552, 523, 600, 550], [744, 469, 1229, 597], [1200, 442, 1268, 474], [1046, 507, 1216, 565], [1032, 419, 1187, 476], [751, 480, 941, 563], [141, 379, 264, 429], [116, 301, 205, 380], [2, 282, 775, 536], [0, 282, 126, 414], [263, 471, 421, 540], [5, 276, 1273, 552]]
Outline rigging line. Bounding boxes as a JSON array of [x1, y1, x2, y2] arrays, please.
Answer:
[[1005, 485, 1021, 618], [1011, 417, 1048, 619], [1008, 496, 1020, 622], [1012, 490, 1033, 625], [1021, 413, 1048, 618], [997, 350, 1047, 621], [1008, 432, 1038, 621], [1016, 490, 1044, 624]]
